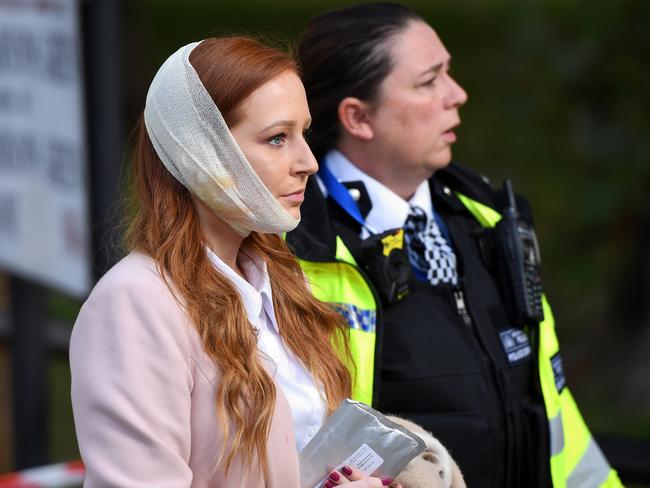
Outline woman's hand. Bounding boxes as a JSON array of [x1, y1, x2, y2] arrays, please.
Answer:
[[323, 466, 403, 488]]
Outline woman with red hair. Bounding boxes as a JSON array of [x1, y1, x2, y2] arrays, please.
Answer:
[[70, 37, 393, 488]]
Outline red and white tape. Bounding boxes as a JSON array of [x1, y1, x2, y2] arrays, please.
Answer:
[[0, 461, 84, 488]]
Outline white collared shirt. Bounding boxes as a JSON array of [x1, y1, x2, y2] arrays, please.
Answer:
[[321, 149, 433, 238], [206, 247, 325, 451]]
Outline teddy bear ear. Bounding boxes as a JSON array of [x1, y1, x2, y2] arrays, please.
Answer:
[[422, 450, 440, 465], [420, 451, 447, 483]]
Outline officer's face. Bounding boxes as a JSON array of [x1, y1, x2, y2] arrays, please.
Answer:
[[368, 21, 468, 176]]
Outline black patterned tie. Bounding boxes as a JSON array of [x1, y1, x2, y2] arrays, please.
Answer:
[[403, 205, 458, 286]]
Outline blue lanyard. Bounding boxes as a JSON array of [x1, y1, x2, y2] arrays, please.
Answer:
[[318, 163, 367, 228], [319, 162, 453, 243]]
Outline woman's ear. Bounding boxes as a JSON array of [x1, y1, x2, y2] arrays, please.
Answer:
[[337, 97, 374, 141]]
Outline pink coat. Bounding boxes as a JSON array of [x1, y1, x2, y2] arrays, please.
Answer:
[[70, 252, 301, 487]]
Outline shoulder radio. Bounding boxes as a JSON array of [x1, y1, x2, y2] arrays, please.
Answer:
[[493, 180, 544, 325]]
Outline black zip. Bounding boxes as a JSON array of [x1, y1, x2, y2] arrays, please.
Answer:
[[460, 279, 515, 488], [453, 288, 473, 327], [448, 203, 513, 487]]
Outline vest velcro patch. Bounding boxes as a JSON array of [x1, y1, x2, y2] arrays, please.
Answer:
[[499, 328, 532, 364], [551, 352, 566, 393]]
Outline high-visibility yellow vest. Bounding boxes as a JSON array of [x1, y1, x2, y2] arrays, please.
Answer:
[[457, 194, 623, 488], [297, 192, 623, 488]]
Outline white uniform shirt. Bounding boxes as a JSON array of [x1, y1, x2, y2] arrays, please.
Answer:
[[206, 247, 326, 451], [321, 149, 433, 237]]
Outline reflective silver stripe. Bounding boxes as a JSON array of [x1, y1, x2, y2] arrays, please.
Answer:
[[333, 303, 376, 333], [567, 438, 611, 488], [549, 412, 565, 456]]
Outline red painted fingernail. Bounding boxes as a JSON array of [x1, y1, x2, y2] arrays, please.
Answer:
[[381, 478, 393, 486], [329, 471, 340, 481], [324, 481, 334, 488], [341, 466, 353, 476]]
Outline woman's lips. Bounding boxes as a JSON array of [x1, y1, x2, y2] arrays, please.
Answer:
[[442, 129, 457, 143], [281, 189, 305, 203]]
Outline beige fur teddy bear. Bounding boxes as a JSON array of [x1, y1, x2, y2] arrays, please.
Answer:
[[386, 416, 466, 488]]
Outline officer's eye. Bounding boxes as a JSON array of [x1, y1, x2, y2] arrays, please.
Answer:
[[421, 77, 437, 87]]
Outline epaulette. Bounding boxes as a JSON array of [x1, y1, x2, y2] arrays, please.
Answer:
[[437, 162, 500, 206], [437, 162, 535, 226]]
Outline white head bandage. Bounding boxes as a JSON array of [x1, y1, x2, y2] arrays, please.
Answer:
[[143, 41, 300, 236]]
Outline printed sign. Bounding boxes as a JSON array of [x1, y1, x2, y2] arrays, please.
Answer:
[[0, 0, 90, 296]]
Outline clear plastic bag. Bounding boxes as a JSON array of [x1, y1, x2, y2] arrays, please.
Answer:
[[299, 399, 426, 488]]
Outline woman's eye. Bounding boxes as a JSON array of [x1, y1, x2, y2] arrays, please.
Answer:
[[267, 133, 286, 146], [421, 77, 437, 87]]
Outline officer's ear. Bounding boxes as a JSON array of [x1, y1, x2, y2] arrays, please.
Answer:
[[337, 97, 374, 141]]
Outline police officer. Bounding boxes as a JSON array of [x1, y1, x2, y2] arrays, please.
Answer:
[[286, 3, 623, 487]]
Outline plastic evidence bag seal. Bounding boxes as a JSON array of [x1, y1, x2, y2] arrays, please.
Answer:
[[299, 399, 426, 488]]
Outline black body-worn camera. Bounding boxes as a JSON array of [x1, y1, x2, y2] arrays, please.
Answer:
[[360, 228, 410, 305]]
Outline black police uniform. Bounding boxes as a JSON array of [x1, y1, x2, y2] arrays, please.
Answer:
[[287, 162, 552, 488]]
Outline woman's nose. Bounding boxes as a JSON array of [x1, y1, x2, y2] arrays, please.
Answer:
[[295, 139, 318, 176], [444, 75, 468, 109]]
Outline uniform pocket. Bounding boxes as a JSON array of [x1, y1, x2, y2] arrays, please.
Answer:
[[521, 399, 552, 488]]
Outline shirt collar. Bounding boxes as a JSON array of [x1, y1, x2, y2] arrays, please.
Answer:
[[322, 149, 433, 233], [205, 246, 279, 333]]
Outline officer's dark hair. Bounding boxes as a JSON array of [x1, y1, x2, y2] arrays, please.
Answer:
[[296, 2, 424, 161]]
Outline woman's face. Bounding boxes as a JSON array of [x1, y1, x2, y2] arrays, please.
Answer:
[[230, 71, 317, 220], [368, 21, 468, 175]]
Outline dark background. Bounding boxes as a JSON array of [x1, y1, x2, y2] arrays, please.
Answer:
[[1, 0, 648, 480]]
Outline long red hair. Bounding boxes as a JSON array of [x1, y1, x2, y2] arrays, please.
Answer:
[[125, 37, 352, 478]]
